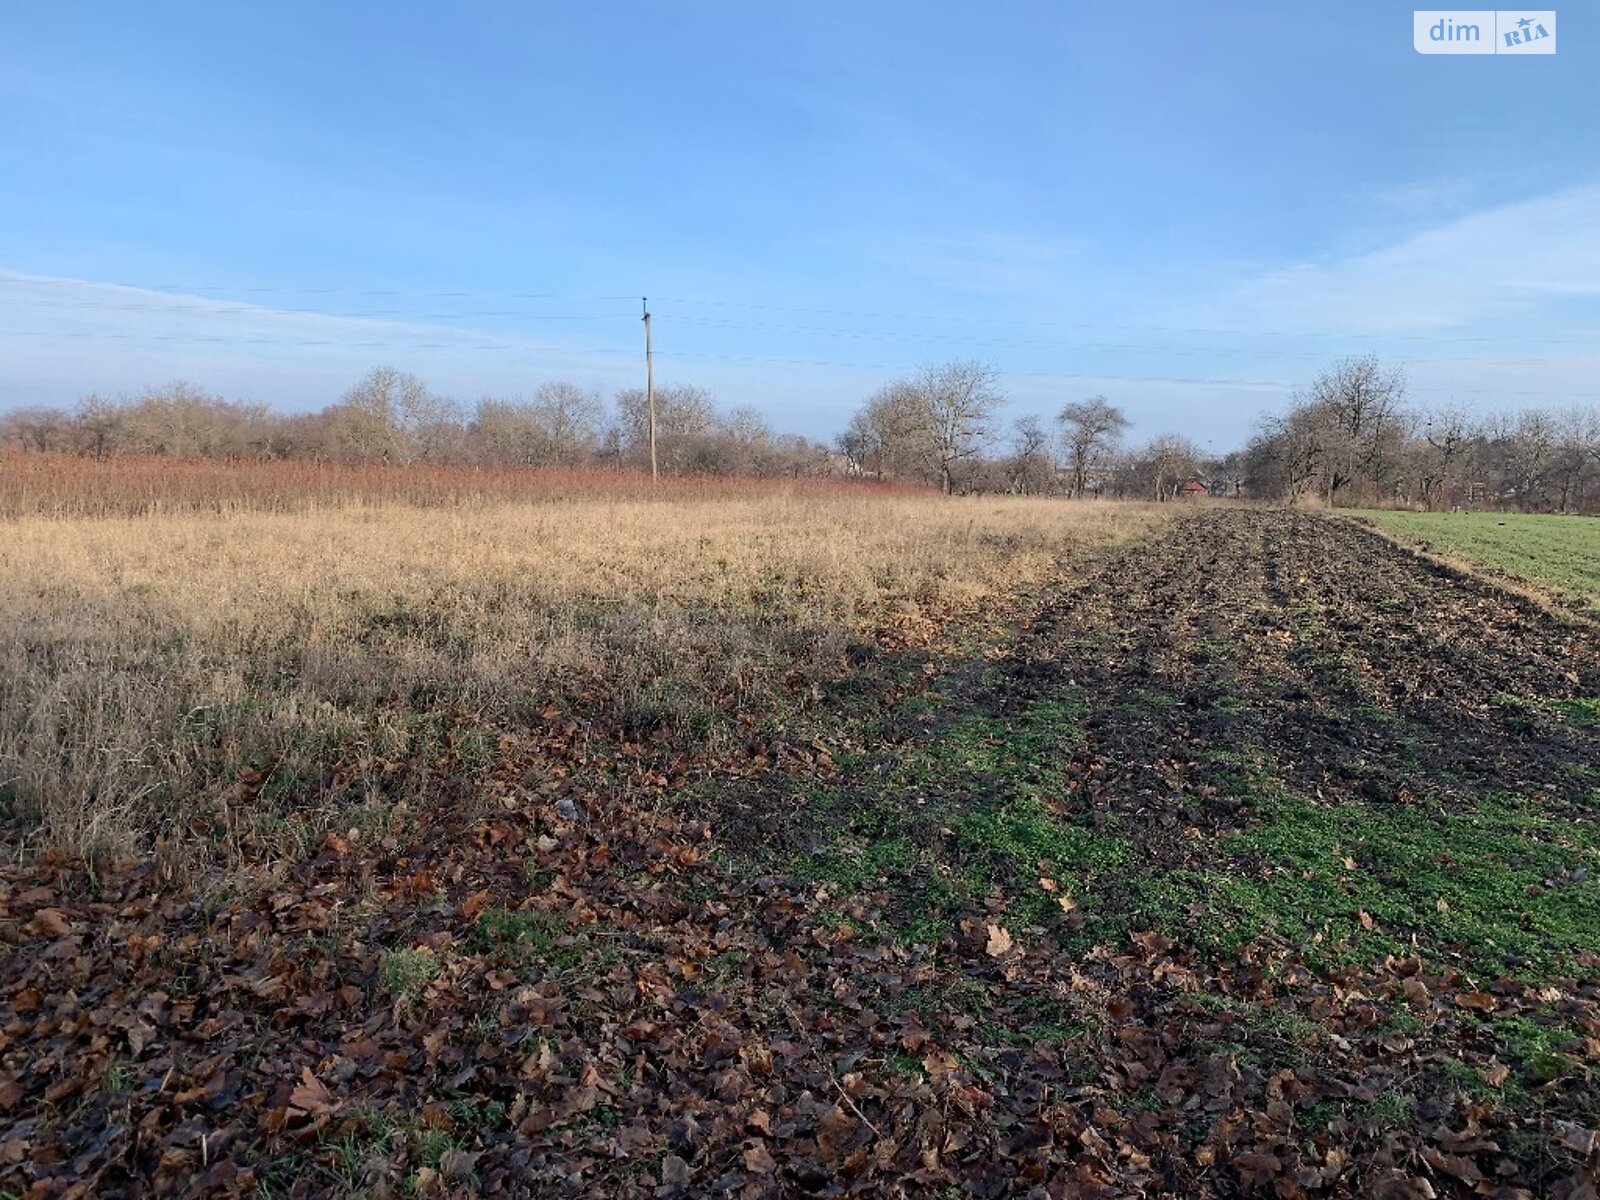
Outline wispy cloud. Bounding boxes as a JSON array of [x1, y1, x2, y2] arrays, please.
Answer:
[[1227, 182, 1600, 333], [1368, 176, 1476, 218], [0, 269, 636, 409], [874, 230, 1091, 296]]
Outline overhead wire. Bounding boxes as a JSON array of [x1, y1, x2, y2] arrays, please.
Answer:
[[2, 275, 1596, 400]]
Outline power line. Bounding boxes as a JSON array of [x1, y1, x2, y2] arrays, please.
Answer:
[[0, 329, 630, 354], [4, 275, 1597, 404], [9, 276, 1597, 346], [0, 277, 640, 303], [16, 301, 642, 320], [12, 281, 1600, 356]]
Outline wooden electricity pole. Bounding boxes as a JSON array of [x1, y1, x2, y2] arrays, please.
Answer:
[[642, 297, 657, 480]]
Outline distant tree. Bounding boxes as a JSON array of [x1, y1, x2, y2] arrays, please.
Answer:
[[1129, 433, 1204, 500], [908, 360, 1002, 494], [470, 382, 605, 467], [1245, 404, 1325, 501], [469, 397, 543, 465], [836, 411, 876, 477], [1307, 355, 1407, 500], [850, 380, 928, 481], [532, 381, 605, 463], [1245, 357, 1406, 504], [1544, 408, 1595, 513], [613, 384, 716, 473], [1007, 415, 1055, 494], [73, 394, 124, 461], [1418, 406, 1478, 510], [324, 364, 448, 464], [839, 363, 1001, 492], [1496, 409, 1557, 509], [0, 406, 71, 452], [117, 381, 276, 459], [1056, 396, 1128, 498]]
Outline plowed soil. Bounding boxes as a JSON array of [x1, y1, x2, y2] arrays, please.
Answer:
[[1043, 508, 1599, 855]]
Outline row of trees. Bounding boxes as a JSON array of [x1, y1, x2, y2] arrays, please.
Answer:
[[836, 366, 1216, 499], [0, 362, 1241, 500], [0, 369, 831, 478], [1245, 356, 1600, 512], [6, 358, 1596, 510]]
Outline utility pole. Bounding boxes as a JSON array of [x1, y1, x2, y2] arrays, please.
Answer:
[[642, 297, 657, 481]]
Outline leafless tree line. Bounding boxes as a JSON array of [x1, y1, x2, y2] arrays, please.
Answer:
[[838, 367, 1218, 500], [1246, 355, 1600, 512], [8, 360, 1212, 498], [9, 356, 1593, 508], [0, 368, 832, 478]]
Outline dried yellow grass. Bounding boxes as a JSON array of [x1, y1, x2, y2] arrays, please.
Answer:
[[0, 490, 1167, 871]]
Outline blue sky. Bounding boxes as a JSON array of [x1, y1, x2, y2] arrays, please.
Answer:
[[2, 1, 1596, 446]]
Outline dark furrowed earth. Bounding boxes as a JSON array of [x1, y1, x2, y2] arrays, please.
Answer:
[[4, 509, 1598, 1199]]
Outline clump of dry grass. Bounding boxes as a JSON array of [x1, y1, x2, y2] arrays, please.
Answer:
[[0, 480, 1166, 873]]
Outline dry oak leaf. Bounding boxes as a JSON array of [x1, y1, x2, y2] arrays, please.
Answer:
[[743, 1142, 778, 1174], [439, 1148, 480, 1180], [288, 1067, 338, 1117], [985, 923, 1014, 957], [922, 1049, 961, 1078], [25, 909, 71, 938], [1421, 1148, 1482, 1186]]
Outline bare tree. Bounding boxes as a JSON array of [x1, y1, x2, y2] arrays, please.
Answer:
[[473, 382, 606, 467], [73, 394, 124, 461], [1307, 355, 1407, 501], [0, 406, 71, 452], [325, 367, 451, 462], [1419, 406, 1477, 510], [1007, 415, 1055, 495], [1545, 409, 1595, 513], [1056, 396, 1128, 498], [907, 360, 1002, 494], [1130, 433, 1204, 500], [1585, 408, 1600, 470], [531, 381, 605, 462], [854, 381, 927, 480], [1496, 409, 1557, 509], [613, 384, 716, 473], [1245, 405, 1325, 501], [839, 363, 1001, 492], [114, 382, 276, 459]]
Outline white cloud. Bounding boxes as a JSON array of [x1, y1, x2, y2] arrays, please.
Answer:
[[0, 269, 635, 410], [872, 230, 1091, 296], [1228, 182, 1600, 333], [1368, 176, 1476, 218]]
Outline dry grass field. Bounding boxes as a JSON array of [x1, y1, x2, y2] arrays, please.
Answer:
[[0, 451, 927, 520], [5, 465, 1600, 1198], [0, 456, 1162, 873]]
